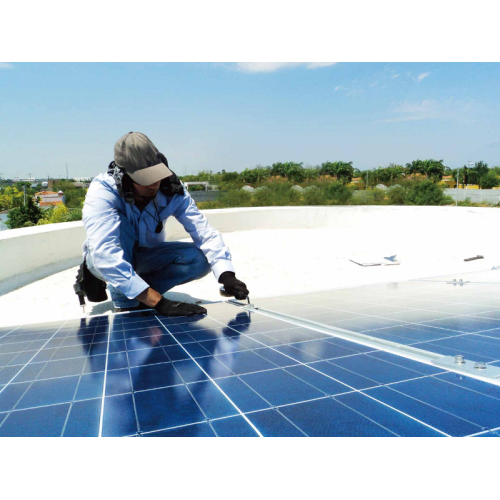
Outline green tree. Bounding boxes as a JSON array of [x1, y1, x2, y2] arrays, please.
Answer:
[[284, 162, 305, 183], [480, 171, 500, 189], [320, 161, 354, 184], [405, 180, 450, 205], [221, 171, 239, 183], [421, 159, 446, 182], [304, 166, 320, 183], [324, 183, 353, 204], [336, 162, 355, 185], [320, 161, 337, 178], [374, 166, 391, 184], [50, 204, 69, 223], [239, 168, 259, 184], [6, 197, 44, 229], [303, 187, 326, 205], [405, 159, 425, 179], [387, 186, 406, 205], [386, 164, 405, 184], [271, 162, 288, 178]]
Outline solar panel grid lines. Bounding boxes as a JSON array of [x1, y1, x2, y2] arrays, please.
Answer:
[[0, 317, 116, 437], [204, 312, 452, 437], [256, 282, 500, 365], [0, 326, 19, 342], [466, 425, 500, 438], [244, 305, 453, 384], [361, 327, 500, 370], [98, 317, 113, 437], [0, 304, 450, 434], [374, 381, 496, 434], [154, 314, 264, 438], [0, 352, 460, 438], [3, 272, 500, 437], [0, 320, 69, 399]]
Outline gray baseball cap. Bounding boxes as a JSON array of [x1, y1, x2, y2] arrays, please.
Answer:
[[114, 132, 173, 186]]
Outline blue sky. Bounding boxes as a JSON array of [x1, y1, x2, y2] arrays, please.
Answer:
[[1, 62, 499, 179]]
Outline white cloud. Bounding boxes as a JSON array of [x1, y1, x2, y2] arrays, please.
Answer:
[[386, 100, 437, 121], [306, 62, 337, 69], [390, 74, 400, 79], [334, 85, 344, 91], [417, 72, 430, 82], [383, 99, 477, 123], [0, 62, 13, 69], [233, 62, 337, 73]]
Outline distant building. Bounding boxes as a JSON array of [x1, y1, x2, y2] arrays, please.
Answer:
[[34, 190, 65, 208], [439, 175, 457, 188]]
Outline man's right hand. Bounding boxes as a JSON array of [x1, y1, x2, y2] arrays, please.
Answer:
[[154, 297, 207, 317]]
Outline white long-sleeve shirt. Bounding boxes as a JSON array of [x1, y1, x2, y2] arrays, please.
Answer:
[[82, 173, 235, 299]]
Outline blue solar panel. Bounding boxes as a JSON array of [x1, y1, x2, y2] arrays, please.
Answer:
[[1, 299, 500, 437], [255, 274, 500, 367]]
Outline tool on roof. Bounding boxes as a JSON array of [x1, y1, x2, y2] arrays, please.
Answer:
[[464, 255, 484, 262]]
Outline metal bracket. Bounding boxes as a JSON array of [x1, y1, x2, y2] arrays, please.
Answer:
[[432, 355, 500, 380], [227, 299, 256, 308], [446, 279, 470, 286]]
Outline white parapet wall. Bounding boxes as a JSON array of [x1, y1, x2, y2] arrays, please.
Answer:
[[0, 205, 499, 295], [0, 221, 87, 295]]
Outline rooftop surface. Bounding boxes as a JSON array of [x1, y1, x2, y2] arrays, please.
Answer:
[[0, 226, 494, 328], [1, 206, 500, 436]]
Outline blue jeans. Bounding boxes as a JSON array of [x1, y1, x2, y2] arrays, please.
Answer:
[[86, 216, 211, 309]]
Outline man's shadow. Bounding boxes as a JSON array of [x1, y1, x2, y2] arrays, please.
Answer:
[[74, 307, 253, 436]]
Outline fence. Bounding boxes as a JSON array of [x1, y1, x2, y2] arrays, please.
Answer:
[[444, 189, 500, 205], [190, 191, 223, 202]]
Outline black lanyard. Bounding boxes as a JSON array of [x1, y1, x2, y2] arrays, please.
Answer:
[[143, 199, 163, 233]]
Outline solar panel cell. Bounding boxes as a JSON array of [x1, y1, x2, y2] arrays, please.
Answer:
[[134, 385, 205, 433], [0, 403, 70, 437], [246, 409, 305, 437], [362, 386, 480, 437], [63, 399, 102, 437], [280, 397, 396, 437], [210, 416, 258, 437], [335, 392, 445, 437]]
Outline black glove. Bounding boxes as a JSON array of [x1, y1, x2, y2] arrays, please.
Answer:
[[219, 272, 249, 300], [154, 297, 207, 317]]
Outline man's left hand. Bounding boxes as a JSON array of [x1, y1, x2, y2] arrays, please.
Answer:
[[219, 272, 249, 300]]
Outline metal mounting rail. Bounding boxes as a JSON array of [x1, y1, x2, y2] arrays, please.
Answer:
[[227, 301, 500, 386]]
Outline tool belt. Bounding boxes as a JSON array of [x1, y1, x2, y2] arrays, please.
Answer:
[[74, 260, 108, 308]]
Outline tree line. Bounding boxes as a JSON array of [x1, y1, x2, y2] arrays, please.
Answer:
[[179, 159, 500, 189]]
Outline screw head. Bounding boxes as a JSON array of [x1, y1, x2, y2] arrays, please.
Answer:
[[474, 362, 487, 370]]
